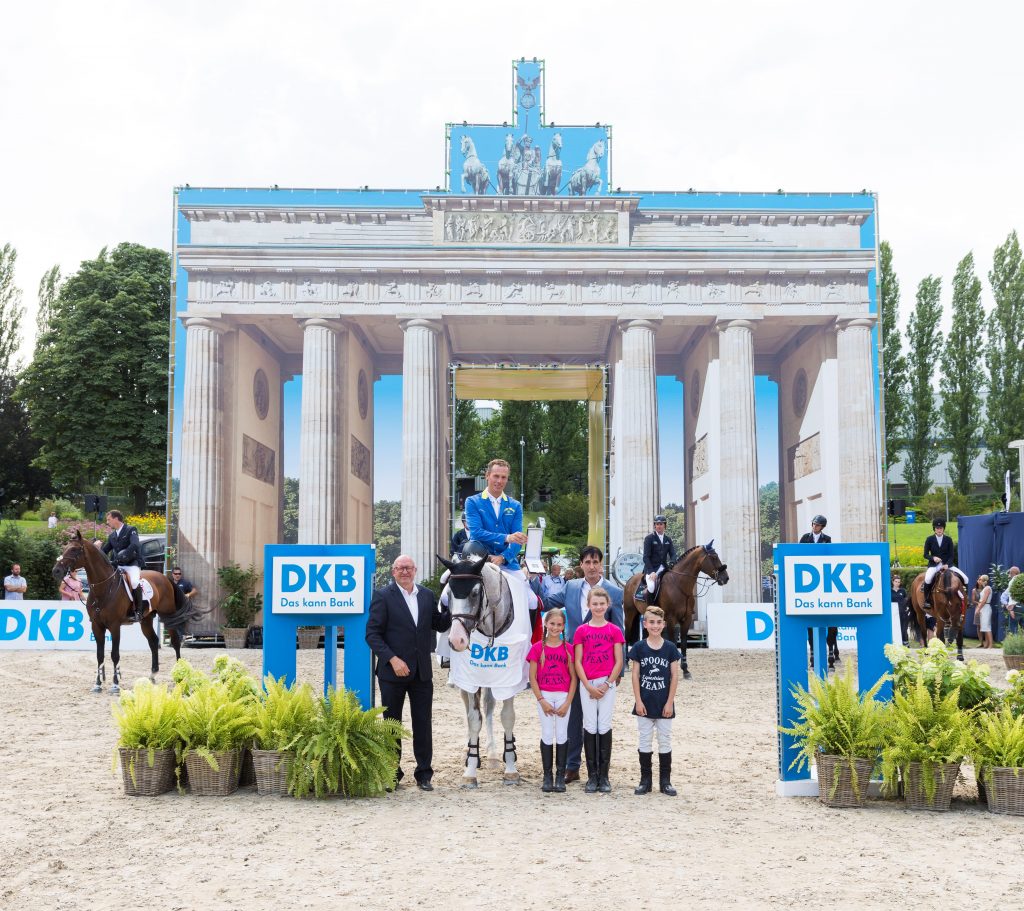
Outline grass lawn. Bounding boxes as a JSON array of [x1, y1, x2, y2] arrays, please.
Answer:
[[4, 519, 47, 533], [887, 517, 949, 565]]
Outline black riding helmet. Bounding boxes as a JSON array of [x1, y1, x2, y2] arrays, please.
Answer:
[[811, 515, 827, 528], [460, 540, 490, 561]]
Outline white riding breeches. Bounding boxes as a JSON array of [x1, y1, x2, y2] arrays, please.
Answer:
[[924, 565, 968, 586], [535, 691, 571, 744], [121, 565, 141, 588], [580, 677, 616, 734], [646, 567, 665, 593], [637, 716, 673, 753]]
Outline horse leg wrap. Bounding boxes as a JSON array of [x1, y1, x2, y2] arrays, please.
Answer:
[[462, 742, 480, 788], [503, 735, 520, 783]]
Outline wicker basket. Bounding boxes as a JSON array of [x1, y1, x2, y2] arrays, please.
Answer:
[[815, 754, 874, 808], [252, 749, 294, 796], [297, 627, 323, 649], [118, 747, 177, 797], [184, 749, 241, 796], [1003, 653, 1024, 671], [239, 748, 256, 786], [222, 627, 248, 650], [984, 767, 1024, 815], [903, 761, 960, 811]]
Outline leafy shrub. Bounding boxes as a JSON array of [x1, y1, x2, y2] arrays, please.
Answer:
[[885, 639, 998, 712], [972, 707, 1024, 778], [176, 681, 257, 769], [545, 492, 588, 542], [1003, 670, 1024, 718], [1009, 573, 1024, 605], [0, 523, 61, 599], [113, 680, 184, 750], [20, 510, 40, 521], [217, 562, 262, 628], [1002, 632, 1024, 658], [170, 658, 210, 696], [911, 488, 972, 524], [253, 676, 317, 751], [211, 653, 260, 702]]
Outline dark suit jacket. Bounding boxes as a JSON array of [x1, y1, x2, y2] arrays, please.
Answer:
[[924, 534, 955, 566], [798, 532, 832, 544], [101, 523, 144, 567], [642, 532, 677, 574], [365, 581, 451, 683]]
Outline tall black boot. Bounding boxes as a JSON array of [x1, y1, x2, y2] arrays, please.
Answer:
[[540, 742, 554, 793], [598, 730, 612, 793], [659, 751, 677, 796], [634, 751, 653, 795], [922, 581, 934, 609], [583, 733, 599, 794], [554, 743, 567, 793], [132, 584, 146, 621]]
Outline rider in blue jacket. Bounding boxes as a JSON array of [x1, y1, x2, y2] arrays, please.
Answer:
[[463, 459, 528, 569]]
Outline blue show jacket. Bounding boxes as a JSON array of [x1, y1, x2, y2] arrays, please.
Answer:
[[464, 490, 523, 566]]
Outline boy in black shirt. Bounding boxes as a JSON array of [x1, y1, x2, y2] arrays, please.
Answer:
[[628, 606, 681, 796]]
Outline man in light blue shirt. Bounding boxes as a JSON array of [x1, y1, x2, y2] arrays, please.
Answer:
[[540, 562, 566, 601], [4, 564, 27, 600]]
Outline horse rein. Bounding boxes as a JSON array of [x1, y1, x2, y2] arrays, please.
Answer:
[[446, 572, 485, 631], [56, 551, 119, 617]]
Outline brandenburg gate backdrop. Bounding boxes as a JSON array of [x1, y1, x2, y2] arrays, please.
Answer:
[[170, 59, 882, 621]]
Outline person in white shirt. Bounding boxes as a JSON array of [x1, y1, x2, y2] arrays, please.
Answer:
[[1002, 566, 1021, 634]]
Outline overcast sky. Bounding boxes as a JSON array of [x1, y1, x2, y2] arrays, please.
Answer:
[[2, 0, 1021, 350]]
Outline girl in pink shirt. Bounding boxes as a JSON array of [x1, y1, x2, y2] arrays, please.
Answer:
[[527, 608, 577, 793], [573, 587, 624, 794]]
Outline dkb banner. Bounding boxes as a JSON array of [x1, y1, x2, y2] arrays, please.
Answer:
[[0, 601, 153, 650]]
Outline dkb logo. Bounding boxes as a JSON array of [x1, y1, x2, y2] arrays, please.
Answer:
[[794, 562, 873, 594], [281, 563, 357, 593], [470, 644, 509, 661]]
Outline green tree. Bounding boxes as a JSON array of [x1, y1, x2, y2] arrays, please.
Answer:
[[759, 482, 780, 575], [492, 401, 544, 501], [541, 400, 588, 497], [0, 243, 23, 375], [939, 253, 984, 494], [453, 398, 486, 476], [983, 231, 1024, 493], [282, 477, 299, 544], [880, 241, 907, 472], [902, 276, 943, 498], [18, 243, 171, 512], [373, 499, 401, 585], [35, 264, 61, 342], [662, 503, 685, 548]]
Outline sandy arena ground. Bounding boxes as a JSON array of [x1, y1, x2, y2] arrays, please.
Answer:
[[0, 645, 1021, 911]]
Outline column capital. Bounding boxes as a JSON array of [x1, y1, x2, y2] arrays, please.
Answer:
[[181, 315, 228, 332], [836, 316, 876, 332], [617, 317, 659, 333], [399, 317, 443, 333], [298, 317, 345, 332], [716, 318, 756, 333]]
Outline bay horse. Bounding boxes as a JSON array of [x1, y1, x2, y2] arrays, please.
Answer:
[[908, 568, 966, 661], [52, 531, 193, 693], [623, 541, 730, 679], [438, 553, 522, 788]]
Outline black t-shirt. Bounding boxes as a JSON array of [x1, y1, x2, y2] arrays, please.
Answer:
[[628, 639, 681, 718]]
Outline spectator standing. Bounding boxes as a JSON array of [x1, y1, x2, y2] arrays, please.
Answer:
[[891, 574, 909, 646], [60, 573, 83, 602], [1001, 566, 1021, 635], [540, 562, 566, 601], [170, 566, 198, 602], [4, 564, 27, 600], [47, 512, 58, 529], [974, 574, 993, 648]]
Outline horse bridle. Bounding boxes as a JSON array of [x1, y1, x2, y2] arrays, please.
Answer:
[[664, 547, 728, 596], [446, 572, 486, 632], [55, 547, 120, 617]]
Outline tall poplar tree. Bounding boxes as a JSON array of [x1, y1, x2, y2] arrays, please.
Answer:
[[879, 241, 906, 472], [983, 231, 1024, 493], [939, 253, 984, 494], [903, 275, 943, 498], [35, 265, 61, 342]]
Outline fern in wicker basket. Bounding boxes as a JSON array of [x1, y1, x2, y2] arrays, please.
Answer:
[[112, 680, 185, 791], [176, 681, 257, 772]]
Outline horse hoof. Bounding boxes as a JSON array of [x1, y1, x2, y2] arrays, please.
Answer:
[[110, 685, 120, 695], [683, 669, 693, 680], [503, 773, 521, 785], [460, 778, 479, 790], [91, 685, 102, 694]]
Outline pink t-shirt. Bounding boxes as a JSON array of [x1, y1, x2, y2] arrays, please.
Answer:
[[527, 640, 574, 692], [574, 622, 625, 680]]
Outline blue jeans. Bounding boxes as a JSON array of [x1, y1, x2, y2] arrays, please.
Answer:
[[1006, 609, 1021, 636]]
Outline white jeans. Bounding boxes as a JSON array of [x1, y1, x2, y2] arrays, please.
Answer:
[[924, 565, 968, 585], [637, 716, 673, 753], [580, 676, 616, 734], [535, 691, 571, 744]]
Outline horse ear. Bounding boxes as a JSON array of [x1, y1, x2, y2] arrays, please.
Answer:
[[437, 555, 454, 573], [705, 539, 715, 550], [75, 530, 83, 541], [472, 556, 488, 574]]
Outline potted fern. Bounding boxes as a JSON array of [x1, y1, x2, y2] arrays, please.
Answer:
[[218, 562, 262, 650], [972, 706, 1024, 815], [251, 676, 317, 796], [1001, 631, 1024, 672], [177, 681, 257, 796], [881, 674, 975, 811], [112, 680, 183, 796], [778, 667, 888, 808], [289, 686, 407, 799]]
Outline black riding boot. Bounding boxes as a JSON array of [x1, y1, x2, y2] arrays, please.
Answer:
[[131, 584, 145, 621], [583, 732, 599, 793], [659, 751, 677, 796], [554, 742, 567, 793], [922, 581, 934, 609], [540, 742, 554, 793], [598, 730, 613, 793], [634, 751, 653, 795]]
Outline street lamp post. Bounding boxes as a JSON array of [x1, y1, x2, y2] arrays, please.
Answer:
[[520, 437, 525, 502], [1009, 440, 1024, 511]]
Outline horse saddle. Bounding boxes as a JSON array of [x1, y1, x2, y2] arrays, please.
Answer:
[[119, 572, 153, 604], [638, 575, 663, 610]]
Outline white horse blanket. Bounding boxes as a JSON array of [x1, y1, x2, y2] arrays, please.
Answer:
[[447, 564, 532, 701]]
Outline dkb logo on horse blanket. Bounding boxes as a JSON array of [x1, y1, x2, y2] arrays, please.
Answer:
[[469, 643, 510, 665]]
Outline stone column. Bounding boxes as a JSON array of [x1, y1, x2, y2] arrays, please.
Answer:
[[178, 317, 228, 615], [718, 319, 761, 602], [298, 318, 345, 544], [400, 318, 442, 579], [617, 319, 660, 550], [837, 318, 881, 541]]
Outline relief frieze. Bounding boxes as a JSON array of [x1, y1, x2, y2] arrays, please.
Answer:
[[443, 211, 618, 245]]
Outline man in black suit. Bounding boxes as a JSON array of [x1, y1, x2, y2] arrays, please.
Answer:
[[99, 510, 147, 621], [799, 514, 838, 669], [635, 514, 677, 603], [922, 518, 964, 608], [365, 554, 452, 791]]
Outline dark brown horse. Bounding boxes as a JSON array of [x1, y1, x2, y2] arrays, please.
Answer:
[[623, 541, 729, 679], [908, 568, 966, 661], [52, 531, 193, 693]]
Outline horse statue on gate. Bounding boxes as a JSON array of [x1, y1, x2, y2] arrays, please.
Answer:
[[622, 541, 729, 679], [567, 139, 605, 196], [460, 135, 491, 195], [438, 550, 524, 789], [52, 531, 203, 693], [908, 568, 966, 660], [496, 133, 516, 195], [539, 132, 563, 195]]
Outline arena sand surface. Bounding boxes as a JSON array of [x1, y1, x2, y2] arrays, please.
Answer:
[[0, 647, 1021, 911]]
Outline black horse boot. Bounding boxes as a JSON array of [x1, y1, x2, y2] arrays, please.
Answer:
[[131, 584, 146, 622], [540, 742, 554, 793], [583, 732, 599, 793], [659, 751, 677, 796], [922, 580, 934, 609], [553, 742, 567, 793], [598, 730, 613, 793], [634, 751, 653, 795]]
